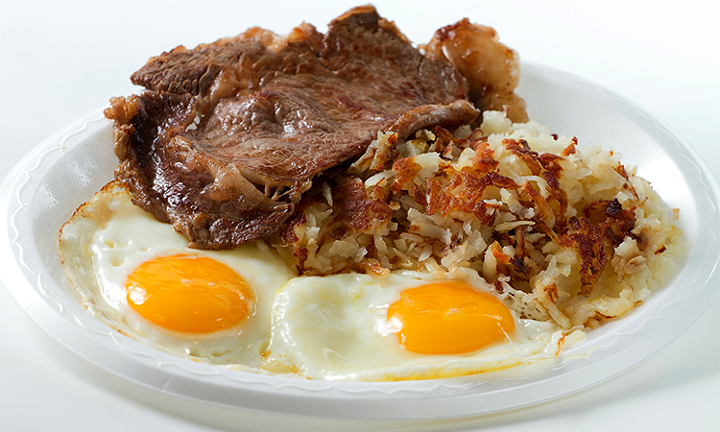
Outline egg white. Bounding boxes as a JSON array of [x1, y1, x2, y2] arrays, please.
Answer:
[[263, 270, 570, 381], [59, 182, 295, 367]]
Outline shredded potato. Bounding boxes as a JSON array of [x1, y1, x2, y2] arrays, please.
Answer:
[[270, 111, 684, 330]]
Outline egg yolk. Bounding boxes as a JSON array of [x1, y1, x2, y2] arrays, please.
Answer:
[[386, 281, 515, 355], [125, 254, 253, 334]]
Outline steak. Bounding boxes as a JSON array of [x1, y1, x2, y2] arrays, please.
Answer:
[[105, 5, 525, 249]]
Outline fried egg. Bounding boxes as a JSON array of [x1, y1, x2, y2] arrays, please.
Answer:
[[59, 182, 294, 367], [263, 270, 569, 381]]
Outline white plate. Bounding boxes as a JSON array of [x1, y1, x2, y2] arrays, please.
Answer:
[[1, 63, 718, 421]]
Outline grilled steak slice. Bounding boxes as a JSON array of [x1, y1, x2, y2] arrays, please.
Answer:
[[107, 92, 295, 249], [106, 5, 525, 249]]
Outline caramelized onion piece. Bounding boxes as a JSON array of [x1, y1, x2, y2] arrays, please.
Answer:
[[425, 19, 528, 123]]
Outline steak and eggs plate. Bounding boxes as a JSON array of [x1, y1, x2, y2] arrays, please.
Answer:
[[58, 5, 684, 381]]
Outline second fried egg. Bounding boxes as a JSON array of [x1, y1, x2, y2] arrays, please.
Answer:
[[263, 271, 569, 381]]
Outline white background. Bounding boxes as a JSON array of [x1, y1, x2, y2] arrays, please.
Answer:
[[1, 1, 718, 430]]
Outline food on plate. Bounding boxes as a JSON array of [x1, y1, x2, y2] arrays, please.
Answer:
[[59, 6, 684, 381]]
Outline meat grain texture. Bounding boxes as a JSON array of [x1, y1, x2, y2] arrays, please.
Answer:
[[105, 5, 525, 249]]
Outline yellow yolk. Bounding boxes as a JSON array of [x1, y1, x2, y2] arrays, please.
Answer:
[[125, 254, 253, 334], [387, 281, 515, 355]]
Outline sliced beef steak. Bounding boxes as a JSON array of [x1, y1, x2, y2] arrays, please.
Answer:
[[105, 5, 525, 249]]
